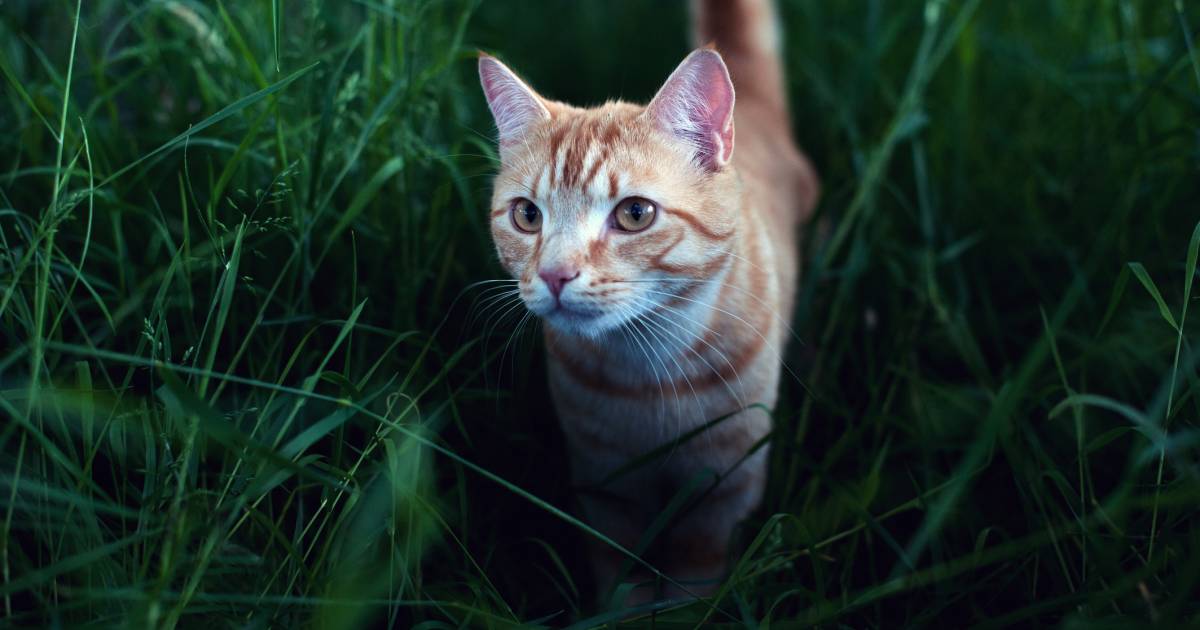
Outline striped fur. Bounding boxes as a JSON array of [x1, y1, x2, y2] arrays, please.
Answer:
[[480, 0, 818, 603]]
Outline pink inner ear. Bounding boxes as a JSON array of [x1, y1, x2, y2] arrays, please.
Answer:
[[647, 50, 736, 169], [479, 56, 549, 145]]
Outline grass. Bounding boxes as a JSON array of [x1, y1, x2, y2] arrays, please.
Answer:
[[2, 0, 1199, 626]]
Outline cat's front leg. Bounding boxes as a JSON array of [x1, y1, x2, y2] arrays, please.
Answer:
[[660, 450, 768, 599], [575, 489, 658, 607]]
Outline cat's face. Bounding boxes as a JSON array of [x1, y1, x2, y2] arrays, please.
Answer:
[[480, 50, 738, 337]]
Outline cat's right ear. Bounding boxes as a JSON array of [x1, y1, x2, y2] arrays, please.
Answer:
[[645, 49, 735, 171], [478, 53, 551, 146]]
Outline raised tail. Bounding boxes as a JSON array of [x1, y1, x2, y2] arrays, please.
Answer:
[[691, 0, 791, 130], [692, 0, 819, 223]]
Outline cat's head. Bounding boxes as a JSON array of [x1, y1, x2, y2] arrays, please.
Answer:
[[480, 49, 739, 338]]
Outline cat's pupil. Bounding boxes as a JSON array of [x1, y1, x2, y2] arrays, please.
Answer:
[[524, 205, 538, 222], [629, 203, 643, 221]]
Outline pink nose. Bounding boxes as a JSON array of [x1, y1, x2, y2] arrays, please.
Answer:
[[538, 266, 580, 298]]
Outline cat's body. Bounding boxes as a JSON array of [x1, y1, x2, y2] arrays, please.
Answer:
[[480, 0, 817, 600]]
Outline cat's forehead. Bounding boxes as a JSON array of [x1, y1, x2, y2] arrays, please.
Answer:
[[497, 102, 661, 198], [544, 102, 643, 149]]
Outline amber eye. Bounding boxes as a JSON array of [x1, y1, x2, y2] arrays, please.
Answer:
[[613, 197, 657, 232], [510, 199, 542, 233]]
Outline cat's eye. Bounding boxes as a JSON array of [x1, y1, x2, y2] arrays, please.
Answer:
[[510, 199, 542, 233], [612, 197, 657, 232]]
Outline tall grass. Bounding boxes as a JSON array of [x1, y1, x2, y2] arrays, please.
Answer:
[[1, 0, 1198, 627]]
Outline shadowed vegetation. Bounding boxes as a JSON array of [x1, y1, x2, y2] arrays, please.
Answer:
[[1, 0, 1199, 626]]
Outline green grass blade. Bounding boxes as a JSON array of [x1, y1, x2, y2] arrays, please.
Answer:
[[96, 62, 318, 189], [0, 529, 160, 598], [1128, 262, 1180, 331]]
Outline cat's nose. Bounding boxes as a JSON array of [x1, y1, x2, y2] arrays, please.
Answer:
[[538, 265, 580, 298]]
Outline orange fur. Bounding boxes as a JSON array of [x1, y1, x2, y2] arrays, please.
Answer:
[[480, 0, 818, 603]]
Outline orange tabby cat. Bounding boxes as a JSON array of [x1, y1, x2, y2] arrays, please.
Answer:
[[479, 0, 817, 601]]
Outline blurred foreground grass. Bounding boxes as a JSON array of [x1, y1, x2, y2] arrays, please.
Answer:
[[1, 0, 1199, 627]]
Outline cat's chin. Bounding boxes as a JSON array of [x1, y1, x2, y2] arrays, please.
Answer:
[[542, 307, 624, 338]]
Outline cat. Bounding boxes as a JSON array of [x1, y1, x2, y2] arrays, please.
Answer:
[[478, 0, 818, 602]]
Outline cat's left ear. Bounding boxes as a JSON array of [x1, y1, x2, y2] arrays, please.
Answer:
[[645, 49, 735, 170], [478, 53, 551, 146]]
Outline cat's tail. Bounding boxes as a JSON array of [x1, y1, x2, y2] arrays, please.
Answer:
[[692, 0, 818, 220], [691, 0, 791, 131]]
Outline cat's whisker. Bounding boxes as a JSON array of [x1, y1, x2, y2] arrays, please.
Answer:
[[468, 287, 523, 330], [615, 276, 805, 348], [624, 304, 700, 462], [614, 301, 673, 427], [631, 294, 748, 407], [469, 295, 515, 342], [472, 291, 525, 402], [619, 301, 676, 429], [638, 309, 746, 455], [499, 307, 536, 385], [633, 307, 715, 453], [640, 300, 746, 406], [451, 279, 517, 308], [481, 296, 532, 400], [476, 296, 525, 361], [710, 247, 769, 277], [608, 320, 659, 436], [622, 301, 685, 430], [638, 314, 718, 455], [614, 311, 669, 429], [469, 283, 520, 306], [455, 278, 521, 298], [637, 287, 810, 395], [431, 152, 502, 164], [457, 279, 521, 327], [635, 292, 726, 342], [483, 294, 529, 344], [639, 317, 689, 428], [462, 278, 521, 288], [630, 295, 749, 417], [466, 286, 518, 321]]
